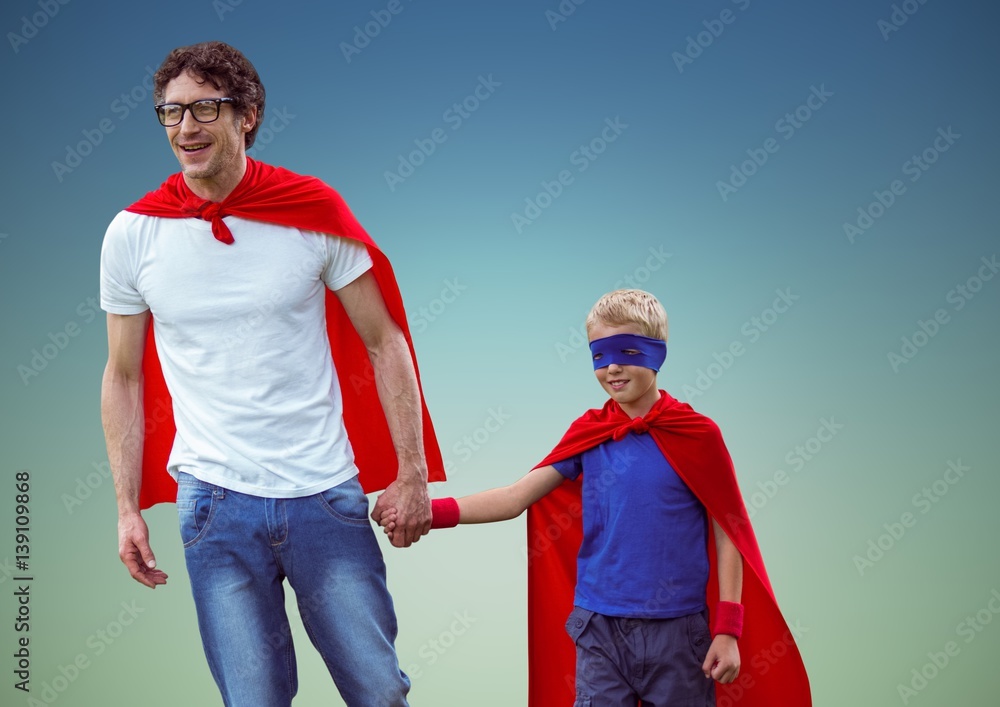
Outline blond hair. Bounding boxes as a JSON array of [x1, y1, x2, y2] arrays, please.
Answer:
[[586, 289, 668, 341]]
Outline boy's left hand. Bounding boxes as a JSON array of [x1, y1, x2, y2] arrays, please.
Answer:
[[702, 634, 740, 683]]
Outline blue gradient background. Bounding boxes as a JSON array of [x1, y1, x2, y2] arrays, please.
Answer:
[[2, 1, 999, 705]]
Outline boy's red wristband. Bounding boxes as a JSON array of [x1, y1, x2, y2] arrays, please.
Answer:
[[713, 601, 744, 639], [430, 497, 460, 529]]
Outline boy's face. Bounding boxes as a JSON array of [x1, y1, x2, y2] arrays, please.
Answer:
[[588, 321, 661, 416]]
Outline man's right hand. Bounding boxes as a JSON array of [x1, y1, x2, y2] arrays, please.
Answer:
[[372, 478, 432, 548], [118, 511, 168, 588]]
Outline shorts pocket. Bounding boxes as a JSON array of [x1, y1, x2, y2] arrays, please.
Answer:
[[686, 609, 713, 663], [565, 606, 595, 644], [315, 476, 370, 525], [176, 475, 220, 549]]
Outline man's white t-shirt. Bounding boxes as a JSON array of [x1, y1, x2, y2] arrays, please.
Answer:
[[100, 211, 374, 497]]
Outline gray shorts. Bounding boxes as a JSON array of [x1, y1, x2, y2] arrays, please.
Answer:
[[565, 606, 716, 707]]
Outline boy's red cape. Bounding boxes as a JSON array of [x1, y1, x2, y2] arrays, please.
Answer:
[[124, 157, 445, 509], [527, 390, 810, 706]]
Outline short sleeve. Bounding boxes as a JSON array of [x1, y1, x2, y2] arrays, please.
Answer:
[[320, 234, 373, 291], [552, 454, 583, 481], [100, 212, 149, 314]]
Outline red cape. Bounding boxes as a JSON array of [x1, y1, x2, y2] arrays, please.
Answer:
[[527, 391, 810, 706], [124, 157, 445, 509]]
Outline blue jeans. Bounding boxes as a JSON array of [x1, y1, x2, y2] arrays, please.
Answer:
[[176, 472, 410, 707]]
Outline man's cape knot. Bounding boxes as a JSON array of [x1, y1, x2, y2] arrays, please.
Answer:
[[182, 196, 233, 244]]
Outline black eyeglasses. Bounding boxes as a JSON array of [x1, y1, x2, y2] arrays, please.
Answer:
[[154, 98, 236, 127]]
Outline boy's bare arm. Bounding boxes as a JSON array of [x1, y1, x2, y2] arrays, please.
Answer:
[[379, 465, 565, 535], [457, 465, 565, 523], [703, 517, 743, 683], [713, 517, 743, 602]]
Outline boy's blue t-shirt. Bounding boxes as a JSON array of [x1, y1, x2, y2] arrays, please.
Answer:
[[551, 431, 709, 619]]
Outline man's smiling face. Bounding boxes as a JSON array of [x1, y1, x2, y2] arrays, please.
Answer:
[[161, 70, 255, 186]]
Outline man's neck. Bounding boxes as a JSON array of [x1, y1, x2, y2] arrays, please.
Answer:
[[183, 154, 248, 203]]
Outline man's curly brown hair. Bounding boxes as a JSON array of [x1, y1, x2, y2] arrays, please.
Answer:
[[153, 41, 266, 149]]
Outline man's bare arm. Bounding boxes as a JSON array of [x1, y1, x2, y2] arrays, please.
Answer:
[[335, 271, 431, 548], [102, 311, 167, 588]]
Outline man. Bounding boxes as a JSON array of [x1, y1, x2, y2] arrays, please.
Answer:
[[100, 41, 443, 706]]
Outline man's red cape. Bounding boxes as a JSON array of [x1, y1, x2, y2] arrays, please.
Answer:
[[124, 157, 445, 509], [526, 391, 810, 706]]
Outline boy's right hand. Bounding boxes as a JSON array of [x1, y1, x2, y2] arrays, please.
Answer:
[[378, 508, 399, 542]]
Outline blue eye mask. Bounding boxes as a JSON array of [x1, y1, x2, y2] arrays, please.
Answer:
[[589, 334, 667, 372]]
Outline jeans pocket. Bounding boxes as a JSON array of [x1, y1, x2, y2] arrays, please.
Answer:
[[687, 609, 713, 663], [315, 476, 370, 526], [177, 475, 219, 549], [565, 606, 594, 645]]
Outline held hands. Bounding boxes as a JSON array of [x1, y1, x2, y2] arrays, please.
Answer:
[[377, 496, 460, 543], [118, 511, 168, 589], [377, 507, 400, 542], [702, 634, 740, 684], [370, 478, 431, 548]]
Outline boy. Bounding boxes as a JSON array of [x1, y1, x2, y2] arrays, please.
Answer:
[[379, 290, 810, 706]]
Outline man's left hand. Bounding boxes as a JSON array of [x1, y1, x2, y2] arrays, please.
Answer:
[[372, 478, 430, 548]]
